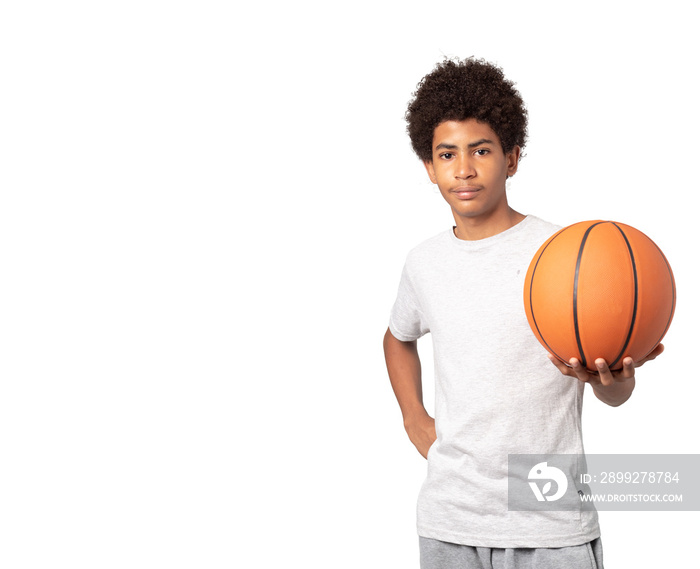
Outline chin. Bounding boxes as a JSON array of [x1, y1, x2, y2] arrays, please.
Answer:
[[452, 205, 488, 218]]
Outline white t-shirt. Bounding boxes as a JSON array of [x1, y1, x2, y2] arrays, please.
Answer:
[[389, 215, 600, 548]]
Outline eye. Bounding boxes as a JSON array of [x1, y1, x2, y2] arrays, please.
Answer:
[[475, 148, 490, 156], [439, 152, 455, 160]]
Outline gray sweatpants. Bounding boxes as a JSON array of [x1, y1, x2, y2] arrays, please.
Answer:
[[419, 536, 604, 569]]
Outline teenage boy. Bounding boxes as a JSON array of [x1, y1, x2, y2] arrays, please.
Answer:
[[383, 58, 662, 569]]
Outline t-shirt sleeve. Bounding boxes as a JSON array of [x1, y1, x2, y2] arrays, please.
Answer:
[[388, 261, 430, 341]]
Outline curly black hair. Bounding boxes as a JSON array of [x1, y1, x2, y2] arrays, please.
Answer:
[[405, 57, 528, 163]]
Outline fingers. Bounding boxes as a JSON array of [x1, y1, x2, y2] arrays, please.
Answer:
[[594, 356, 636, 386], [550, 351, 648, 385], [547, 354, 576, 377], [637, 343, 665, 366], [548, 353, 600, 384], [570, 358, 601, 384], [548, 354, 601, 384], [619, 357, 636, 379], [594, 358, 615, 386]]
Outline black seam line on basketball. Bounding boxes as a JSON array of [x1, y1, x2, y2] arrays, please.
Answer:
[[608, 223, 638, 369], [528, 226, 570, 365], [573, 222, 606, 368], [650, 241, 676, 353]]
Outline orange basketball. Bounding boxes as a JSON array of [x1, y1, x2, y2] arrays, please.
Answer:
[[523, 220, 676, 372]]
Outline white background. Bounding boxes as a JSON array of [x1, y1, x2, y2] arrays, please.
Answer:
[[1, 1, 698, 567]]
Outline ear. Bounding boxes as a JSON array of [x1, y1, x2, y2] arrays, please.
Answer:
[[506, 146, 521, 178], [423, 160, 437, 184]]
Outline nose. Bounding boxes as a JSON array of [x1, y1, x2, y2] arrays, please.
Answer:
[[454, 154, 476, 179]]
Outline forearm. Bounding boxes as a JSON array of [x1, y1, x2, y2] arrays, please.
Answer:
[[383, 327, 429, 425], [591, 377, 636, 407]]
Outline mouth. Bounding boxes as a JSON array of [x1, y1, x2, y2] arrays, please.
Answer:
[[450, 187, 482, 200]]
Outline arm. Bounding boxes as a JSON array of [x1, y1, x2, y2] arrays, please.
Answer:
[[383, 327, 436, 458], [548, 344, 665, 407]]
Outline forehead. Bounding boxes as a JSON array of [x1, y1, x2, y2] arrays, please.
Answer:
[[432, 119, 501, 147]]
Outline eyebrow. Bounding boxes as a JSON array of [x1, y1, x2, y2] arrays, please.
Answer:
[[435, 138, 495, 150]]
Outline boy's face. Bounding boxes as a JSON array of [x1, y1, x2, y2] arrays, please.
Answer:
[[423, 119, 520, 231]]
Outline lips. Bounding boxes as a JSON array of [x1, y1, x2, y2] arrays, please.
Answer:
[[451, 187, 482, 200]]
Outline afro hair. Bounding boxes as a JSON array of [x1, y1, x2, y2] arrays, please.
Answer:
[[405, 57, 528, 163]]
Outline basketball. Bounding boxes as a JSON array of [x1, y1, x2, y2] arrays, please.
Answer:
[[523, 220, 676, 372]]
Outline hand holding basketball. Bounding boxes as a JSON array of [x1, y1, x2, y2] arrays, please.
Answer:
[[547, 343, 665, 387]]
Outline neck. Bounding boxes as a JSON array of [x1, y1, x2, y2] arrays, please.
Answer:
[[452, 207, 526, 241]]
